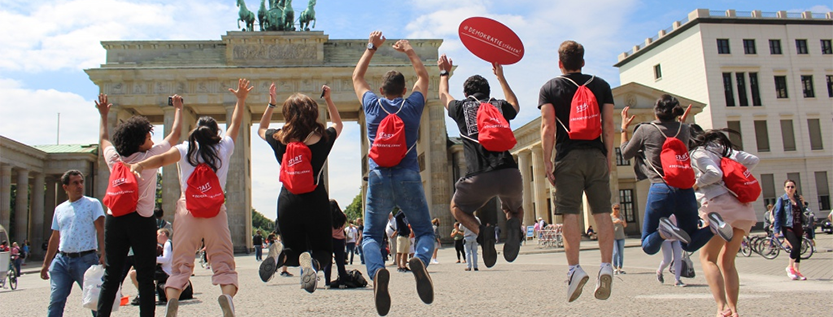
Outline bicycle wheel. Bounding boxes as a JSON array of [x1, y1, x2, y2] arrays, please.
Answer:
[[760, 240, 780, 260], [799, 239, 814, 260], [8, 270, 16, 290]]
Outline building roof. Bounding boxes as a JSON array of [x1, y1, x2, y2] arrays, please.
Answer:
[[614, 8, 833, 67], [32, 144, 99, 154]]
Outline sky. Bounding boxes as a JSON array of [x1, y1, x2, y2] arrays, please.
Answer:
[[0, 0, 829, 221]]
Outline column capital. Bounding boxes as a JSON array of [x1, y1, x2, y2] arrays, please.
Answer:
[[0, 164, 11, 172], [530, 145, 542, 155]]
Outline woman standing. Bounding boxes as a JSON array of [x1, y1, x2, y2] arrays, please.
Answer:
[[128, 78, 252, 317], [691, 129, 760, 317], [430, 218, 441, 264], [450, 222, 465, 263], [324, 200, 349, 288], [611, 204, 627, 274], [773, 180, 807, 281], [256, 83, 343, 293]]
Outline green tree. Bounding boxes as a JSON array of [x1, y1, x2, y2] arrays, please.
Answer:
[[343, 192, 363, 221], [252, 208, 275, 234]]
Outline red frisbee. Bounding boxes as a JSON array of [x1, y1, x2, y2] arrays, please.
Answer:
[[459, 17, 525, 65]]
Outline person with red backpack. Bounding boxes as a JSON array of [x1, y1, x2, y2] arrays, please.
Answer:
[[126, 78, 252, 317], [690, 128, 759, 317], [352, 30, 434, 316], [255, 83, 343, 293], [539, 40, 616, 303], [95, 92, 183, 317], [437, 55, 524, 268], [620, 95, 733, 255]]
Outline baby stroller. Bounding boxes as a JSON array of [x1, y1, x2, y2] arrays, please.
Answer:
[[0, 225, 18, 290]]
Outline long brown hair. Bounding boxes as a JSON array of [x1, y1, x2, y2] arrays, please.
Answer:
[[187, 116, 222, 171], [274, 93, 327, 144]]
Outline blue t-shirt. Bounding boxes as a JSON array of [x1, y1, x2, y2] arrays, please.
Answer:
[[363, 91, 425, 172], [51, 196, 105, 253]]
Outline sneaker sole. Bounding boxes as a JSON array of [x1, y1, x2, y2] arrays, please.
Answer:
[[659, 218, 691, 244], [503, 218, 521, 262], [409, 258, 434, 304], [374, 269, 391, 316], [259, 258, 277, 282], [165, 298, 179, 317], [595, 274, 612, 300], [708, 213, 734, 242], [568, 275, 589, 303], [481, 226, 497, 268], [218, 295, 234, 317], [299, 252, 317, 293]]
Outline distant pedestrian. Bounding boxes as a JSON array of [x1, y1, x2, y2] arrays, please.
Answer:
[[431, 218, 441, 264], [10, 242, 21, 276], [346, 221, 358, 265], [450, 222, 465, 264], [459, 217, 481, 271], [611, 204, 627, 274], [253, 230, 264, 261]]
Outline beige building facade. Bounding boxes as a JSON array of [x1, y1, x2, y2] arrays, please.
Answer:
[[615, 9, 833, 219]]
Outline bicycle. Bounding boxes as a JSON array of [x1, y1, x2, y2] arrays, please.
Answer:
[[738, 235, 752, 257], [0, 256, 18, 290], [758, 234, 813, 260]]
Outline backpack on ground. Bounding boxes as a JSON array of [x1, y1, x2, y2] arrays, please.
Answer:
[[279, 132, 326, 195], [368, 99, 416, 167], [185, 163, 225, 218], [459, 97, 516, 152], [556, 76, 602, 140], [341, 269, 368, 288], [646, 123, 695, 189], [103, 161, 139, 217], [670, 252, 696, 278], [716, 152, 761, 203]]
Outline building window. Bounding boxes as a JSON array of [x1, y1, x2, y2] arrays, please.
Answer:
[[727, 121, 743, 150], [736, 73, 749, 106], [769, 39, 782, 55], [717, 39, 731, 54], [801, 75, 815, 98], [780, 120, 796, 151], [822, 40, 833, 55], [723, 73, 735, 106], [816, 171, 831, 211], [754, 120, 770, 152], [749, 72, 762, 106], [774, 76, 788, 98], [761, 174, 777, 210], [653, 64, 662, 80], [787, 173, 802, 194], [615, 148, 630, 166], [743, 39, 756, 54], [827, 75, 833, 97], [808, 119, 824, 150], [795, 39, 808, 54], [619, 189, 635, 222]]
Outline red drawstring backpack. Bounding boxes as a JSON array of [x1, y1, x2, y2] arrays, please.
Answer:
[[557, 76, 602, 140], [715, 151, 761, 203], [368, 99, 415, 167], [185, 163, 225, 218], [646, 123, 696, 189], [279, 132, 326, 195], [103, 161, 139, 217], [460, 97, 517, 152]]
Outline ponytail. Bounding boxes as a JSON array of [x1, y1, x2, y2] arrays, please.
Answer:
[[692, 128, 738, 157], [654, 94, 684, 122], [186, 116, 222, 171]]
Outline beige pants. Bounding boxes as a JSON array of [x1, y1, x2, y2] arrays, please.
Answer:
[[166, 197, 238, 291]]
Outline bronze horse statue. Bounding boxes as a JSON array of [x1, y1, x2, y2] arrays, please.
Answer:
[[237, 0, 255, 31], [298, 0, 316, 31]]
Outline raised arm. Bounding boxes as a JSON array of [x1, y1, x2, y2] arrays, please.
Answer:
[[352, 31, 385, 101], [163, 95, 184, 146], [437, 54, 454, 109], [493, 63, 519, 113], [96, 94, 113, 150], [127, 147, 182, 179], [540, 104, 557, 186], [227, 78, 253, 143], [322, 85, 343, 137], [393, 39, 429, 101], [258, 83, 278, 140]]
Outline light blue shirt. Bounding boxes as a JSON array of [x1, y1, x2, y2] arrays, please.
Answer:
[[51, 196, 105, 253]]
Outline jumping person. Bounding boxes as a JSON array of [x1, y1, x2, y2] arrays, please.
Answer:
[[352, 30, 434, 315], [539, 40, 615, 302], [127, 78, 253, 317], [255, 83, 343, 293], [96, 92, 183, 317], [437, 55, 524, 268]]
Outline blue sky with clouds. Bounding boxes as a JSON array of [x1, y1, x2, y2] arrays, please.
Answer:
[[0, 0, 829, 220]]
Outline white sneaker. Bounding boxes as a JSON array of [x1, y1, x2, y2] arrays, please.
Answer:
[[431, 259, 439, 264], [658, 217, 691, 244], [165, 298, 179, 317], [218, 294, 235, 317], [594, 265, 614, 300], [707, 212, 733, 242], [674, 280, 686, 287], [566, 266, 589, 302]]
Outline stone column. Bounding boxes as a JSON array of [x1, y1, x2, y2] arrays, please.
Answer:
[[43, 176, 57, 239], [225, 103, 253, 253], [30, 173, 45, 258], [15, 168, 30, 243], [530, 146, 547, 223], [317, 105, 329, 192], [162, 107, 180, 222], [518, 151, 534, 228], [426, 100, 453, 237], [0, 164, 11, 231]]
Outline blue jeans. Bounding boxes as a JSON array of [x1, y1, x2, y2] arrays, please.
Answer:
[[48, 253, 99, 317], [362, 168, 434, 280], [255, 246, 263, 261], [641, 183, 713, 254], [612, 239, 625, 268], [357, 243, 365, 264], [464, 240, 478, 269], [346, 242, 356, 264]]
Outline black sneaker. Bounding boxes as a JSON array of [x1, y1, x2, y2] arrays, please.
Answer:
[[299, 252, 318, 293], [408, 257, 434, 304], [131, 296, 141, 306], [503, 218, 522, 262], [479, 225, 497, 268], [374, 268, 391, 316]]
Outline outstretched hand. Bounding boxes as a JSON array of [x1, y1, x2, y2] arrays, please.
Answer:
[[95, 94, 111, 116], [269, 82, 277, 105], [369, 31, 386, 47], [621, 106, 635, 131], [492, 62, 504, 78], [170, 94, 184, 109], [322, 85, 332, 100], [228, 78, 254, 100], [679, 104, 692, 122], [437, 54, 453, 72], [392, 39, 413, 53]]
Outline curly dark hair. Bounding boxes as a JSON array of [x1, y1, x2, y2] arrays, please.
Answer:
[[463, 75, 490, 97], [112, 116, 153, 156]]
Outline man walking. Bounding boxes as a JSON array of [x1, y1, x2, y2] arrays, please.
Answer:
[[345, 221, 358, 265], [41, 170, 105, 317], [353, 30, 434, 315], [539, 41, 616, 302], [437, 55, 524, 268], [253, 230, 264, 261]]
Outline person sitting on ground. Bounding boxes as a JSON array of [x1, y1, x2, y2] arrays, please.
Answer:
[[586, 226, 597, 240]]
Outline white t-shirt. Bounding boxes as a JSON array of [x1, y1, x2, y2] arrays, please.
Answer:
[[345, 226, 358, 243], [104, 142, 172, 217], [156, 240, 172, 276], [174, 136, 235, 191]]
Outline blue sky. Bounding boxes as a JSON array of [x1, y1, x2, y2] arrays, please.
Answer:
[[0, 0, 829, 220]]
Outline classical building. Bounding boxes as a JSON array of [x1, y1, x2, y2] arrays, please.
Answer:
[[615, 9, 833, 218], [0, 136, 99, 258], [510, 83, 704, 236]]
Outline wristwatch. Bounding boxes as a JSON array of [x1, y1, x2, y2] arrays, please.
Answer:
[[367, 43, 377, 51], [439, 70, 449, 77]]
